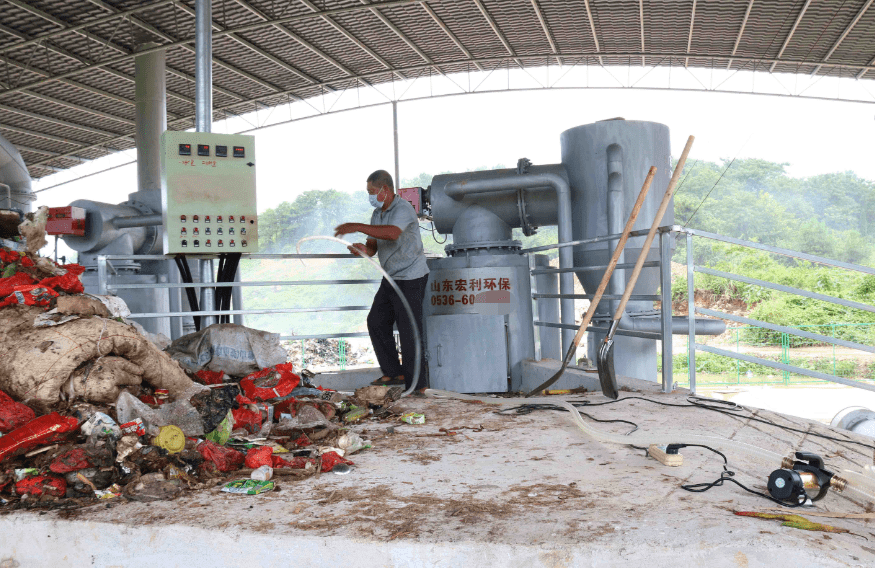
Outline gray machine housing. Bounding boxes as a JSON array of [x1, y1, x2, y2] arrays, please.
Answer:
[[425, 119, 722, 393]]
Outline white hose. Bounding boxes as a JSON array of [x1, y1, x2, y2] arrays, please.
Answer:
[[297, 235, 421, 398], [425, 389, 875, 505]]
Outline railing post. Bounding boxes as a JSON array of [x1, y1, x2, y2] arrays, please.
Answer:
[[660, 230, 673, 392], [97, 255, 108, 295], [529, 255, 542, 361], [686, 231, 696, 394]]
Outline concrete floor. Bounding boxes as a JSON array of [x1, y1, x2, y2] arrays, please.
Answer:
[[3, 376, 875, 567]]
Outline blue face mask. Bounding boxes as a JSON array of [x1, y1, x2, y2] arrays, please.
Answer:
[[369, 189, 385, 209]]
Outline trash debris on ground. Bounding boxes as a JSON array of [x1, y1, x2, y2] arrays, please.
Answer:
[[400, 412, 426, 425], [0, 235, 428, 512]]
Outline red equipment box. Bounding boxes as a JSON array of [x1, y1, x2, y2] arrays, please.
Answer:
[[397, 187, 422, 215], [46, 206, 86, 236]]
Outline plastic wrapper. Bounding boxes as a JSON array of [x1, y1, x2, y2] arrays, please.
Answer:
[[190, 386, 236, 434], [197, 440, 244, 472], [194, 370, 226, 385], [0, 388, 35, 433], [320, 451, 354, 473], [244, 446, 273, 469], [250, 465, 273, 481], [239, 363, 300, 402], [116, 390, 205, 437], [272, 455, 314, 470], [400, 412, 425, 425], [49, 448, 91, 473], [80, 412, 120, 438], [337, 432, 372, 455], [115, 435, 142, 463], [231, 407, 262, 435], [205, 411, 233, 445], [119, 418, 145, 437], [0, 412, 79, 463], [221, 479, 275, 495], [0, 272, 36, 298], [15, 475, 66, 497], [0, 285, 58, 308], [274, 405, 334, 434]]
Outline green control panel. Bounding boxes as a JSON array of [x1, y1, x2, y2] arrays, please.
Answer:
[[160, 131, 258, 254]]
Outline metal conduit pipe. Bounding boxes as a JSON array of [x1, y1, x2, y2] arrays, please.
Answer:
[[445, 172, 576, 352], [112, 214, 163, 229], [195, 0, 212, 133], [618, 313, 726, 335]]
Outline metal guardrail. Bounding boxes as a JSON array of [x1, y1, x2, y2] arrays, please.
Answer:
[[527, 225, 875, 395], [96, 252, 378, 342]]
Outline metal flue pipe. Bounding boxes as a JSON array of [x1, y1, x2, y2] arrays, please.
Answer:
[[195, 0, 212, 133], [445, 172, 576, 352]]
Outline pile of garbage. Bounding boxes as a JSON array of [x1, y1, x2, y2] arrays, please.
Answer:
[[0, 216, 408, 508]]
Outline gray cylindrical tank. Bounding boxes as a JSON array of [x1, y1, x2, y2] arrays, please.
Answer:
[[560, 119, 672, 312]]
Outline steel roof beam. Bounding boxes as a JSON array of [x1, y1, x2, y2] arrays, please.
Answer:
[[530, 0, 561, 66], [639, 0, 646, 66], [583, 0, 602, 65], [727, 0, 755, 69], [421, 2, 483, 71], [0, 102, 128, 141], [0, 0, 174, 56], [769, 0, 812, 72], [811, 0, 874, 76], [288, 0, 398, 85], [685, 0, 697, 67], [355, 0, 455, 81], [857, 54, 875, 79], [471, 0, 522, 68], [12, 144, 59, 157], [0, 123, 89, 147]]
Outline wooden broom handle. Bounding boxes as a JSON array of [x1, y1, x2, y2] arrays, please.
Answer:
[[563, 165, 658, 363], [611, 135, 695, 322]]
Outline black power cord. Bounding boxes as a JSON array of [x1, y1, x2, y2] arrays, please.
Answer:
[[496, 402, 639, 435], [674, 443, 805, 507], [174, 255, 200, 332]]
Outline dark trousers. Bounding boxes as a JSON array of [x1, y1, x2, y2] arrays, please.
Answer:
[[367, 275, 428, 390]]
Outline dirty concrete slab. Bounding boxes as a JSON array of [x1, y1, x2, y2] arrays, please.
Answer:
[[3, 379, 875, 567]]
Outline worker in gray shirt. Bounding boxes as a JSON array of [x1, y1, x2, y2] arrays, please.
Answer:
[[334, 170, 429, 390]]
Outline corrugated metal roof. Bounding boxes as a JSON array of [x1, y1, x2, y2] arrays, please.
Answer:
[[0, 0, 873, 179]]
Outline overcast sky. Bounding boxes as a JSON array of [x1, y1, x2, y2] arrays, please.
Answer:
[[32, 67, 875, 222]]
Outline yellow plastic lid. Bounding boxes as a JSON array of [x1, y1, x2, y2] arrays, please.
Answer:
[[153, 425, 185, 454]]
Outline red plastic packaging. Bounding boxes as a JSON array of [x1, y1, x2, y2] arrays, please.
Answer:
[[0, 272, 36, 297], [272, 455, 314, 469], [0, 285, 58, 308], [0, 412, 80, 463], [49, 448, 91, 473], [197, 440, 244, 472], [0, 389, 36, 433], [239, 363, 300, 402], [37, 264, 85, 295], [320, 451, 354, 473], [231, 407, 261, 435], [0, 249, 21, 264], [195, 370, 225, 385], [244, 446, 273, 469], [292, 434, 311, 448], [15, 475, 67, 497]]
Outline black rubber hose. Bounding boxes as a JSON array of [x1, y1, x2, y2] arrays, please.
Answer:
[[175, 255, 200, 332]]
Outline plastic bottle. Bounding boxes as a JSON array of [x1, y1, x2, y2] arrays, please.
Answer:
[[251, 465, 273, 481]]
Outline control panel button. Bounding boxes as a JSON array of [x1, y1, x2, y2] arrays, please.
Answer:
[[215, 145, 227, 157], [241, 240, 247, 247], [178, 144, 191, 156], [230, 240, 236, 247], [217, 228, 223, 235], [229, 215, 235, 223], [193, 240, 200, 247], [197, 144, 210, 157], [233, 146, 245, 158], [193, 227, 199, 236], [193, 215, 199, 223], [181, 228, 187, 236], [240, 228, 246, 235], [205, 227, 211, 235], [206, 239, 212, 247], [180, 215, 186, 223], [217, 216, 223, 223], [205, 215, 210, 223], [181, 239, 188, 247], [229, 227, 234, 235], [240, 216, 245, 223], [218, 240, 224, 247]]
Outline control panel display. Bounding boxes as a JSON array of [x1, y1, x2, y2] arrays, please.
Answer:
[[161, 131, 258, 254]]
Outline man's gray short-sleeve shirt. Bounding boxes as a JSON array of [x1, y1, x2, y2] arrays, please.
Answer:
[[370, 196, 429, 280]]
